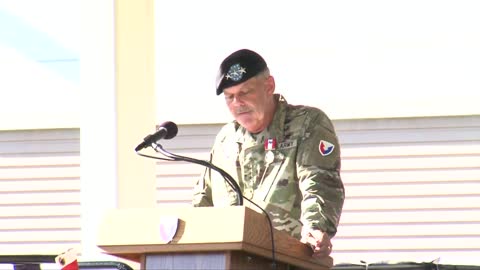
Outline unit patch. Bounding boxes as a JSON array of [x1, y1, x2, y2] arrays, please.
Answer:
[[319, 140, 335, 156]]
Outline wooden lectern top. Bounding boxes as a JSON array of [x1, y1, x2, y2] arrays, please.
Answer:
[[97, 206, 333, 270]]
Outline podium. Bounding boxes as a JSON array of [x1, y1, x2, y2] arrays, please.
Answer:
[[97, 206, 333, 270]]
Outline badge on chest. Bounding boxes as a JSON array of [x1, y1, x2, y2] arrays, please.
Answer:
[[264, 138, 276, 164]]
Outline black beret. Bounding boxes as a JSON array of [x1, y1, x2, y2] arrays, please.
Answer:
[[215, 49, 268, 95]]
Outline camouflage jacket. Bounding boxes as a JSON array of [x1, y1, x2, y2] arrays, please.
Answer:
[[192, 94, 345, 239]]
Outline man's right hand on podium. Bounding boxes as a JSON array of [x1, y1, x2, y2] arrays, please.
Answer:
[[300, 228, 333, 258]]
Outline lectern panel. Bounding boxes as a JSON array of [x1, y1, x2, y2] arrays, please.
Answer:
[[146, 253, 227, 270]]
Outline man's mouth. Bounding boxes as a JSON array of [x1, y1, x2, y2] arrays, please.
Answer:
[[235, 108, 251, 115]]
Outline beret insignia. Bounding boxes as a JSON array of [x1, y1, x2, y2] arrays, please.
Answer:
[[226, 63, 246, 82]]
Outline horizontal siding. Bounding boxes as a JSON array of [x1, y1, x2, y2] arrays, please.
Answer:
[[0, 230, 81, 242], [0, 129, 81, 255], [333, 116, 480, 265], [338, 223, 480, 237], [1, 243, 81, 258], [343, 156, 478, 170], [0, 179, 80, 192], [155, 115, 480, 265], [1, 217, 81, 230], [342, 169, 480, 183], [341, 209, 480, 224], [1, 205, 81, 217], [155, 124, 219, 205]]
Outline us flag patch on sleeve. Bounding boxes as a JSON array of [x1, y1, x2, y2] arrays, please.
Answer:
[[319, 140, 335, 156]]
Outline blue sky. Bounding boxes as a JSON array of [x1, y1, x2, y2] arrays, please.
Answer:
[[0, 0, 80, 129]]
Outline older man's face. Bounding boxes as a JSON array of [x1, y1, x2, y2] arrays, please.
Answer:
[[223, 75, 275, 133]]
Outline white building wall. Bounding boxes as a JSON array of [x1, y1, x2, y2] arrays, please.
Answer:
[[154, 0, 480, 124], [0, 129, 81, 254], [332, 116, 480, 265]]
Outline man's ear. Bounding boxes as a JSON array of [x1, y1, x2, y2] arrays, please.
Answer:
[[265, 75, 276, 95]]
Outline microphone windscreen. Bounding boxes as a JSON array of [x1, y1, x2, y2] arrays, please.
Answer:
[[159, 121, 178, 139]]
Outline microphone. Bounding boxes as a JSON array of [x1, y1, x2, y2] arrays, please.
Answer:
[[134, 121, 178, 152]]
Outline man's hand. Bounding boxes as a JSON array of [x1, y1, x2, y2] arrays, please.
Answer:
[[300, 227, 332, 258]]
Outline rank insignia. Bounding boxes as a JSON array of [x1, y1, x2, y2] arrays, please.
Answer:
[[319, 140, 335, 156], [225, 63, 246, 81]]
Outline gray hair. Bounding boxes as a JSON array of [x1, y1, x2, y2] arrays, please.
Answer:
[[256, 67, 271, 79]]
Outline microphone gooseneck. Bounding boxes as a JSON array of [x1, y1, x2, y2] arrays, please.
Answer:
[[153, 143, 243, 206], [150, 144, 277, 268]]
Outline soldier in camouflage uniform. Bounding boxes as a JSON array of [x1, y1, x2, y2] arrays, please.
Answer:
[[192, 49, 345, 258]]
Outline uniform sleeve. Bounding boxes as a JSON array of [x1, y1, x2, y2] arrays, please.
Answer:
[[296, 112, 345, 237], [192, 123, 238, 207], [192, 159, 214, 207]]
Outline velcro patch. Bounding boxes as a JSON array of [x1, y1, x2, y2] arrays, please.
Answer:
[[319, 140, 335, 156], [278, 140, 297, 150]]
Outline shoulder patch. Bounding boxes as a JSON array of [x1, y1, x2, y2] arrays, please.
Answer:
[[319, 140, 335, 156]]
